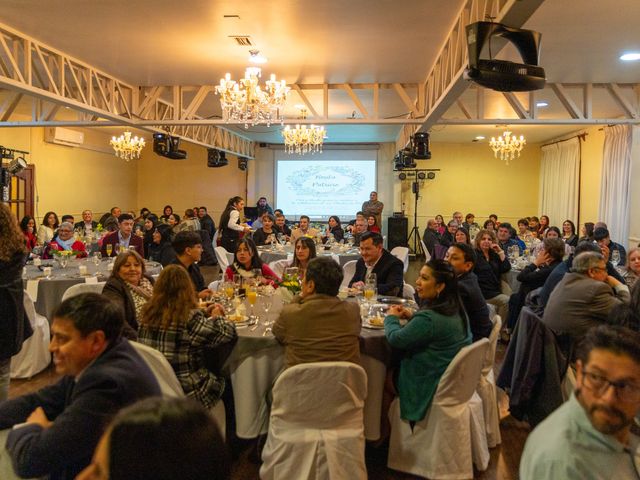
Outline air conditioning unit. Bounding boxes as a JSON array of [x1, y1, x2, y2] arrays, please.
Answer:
[[44, 127, 85, 147]]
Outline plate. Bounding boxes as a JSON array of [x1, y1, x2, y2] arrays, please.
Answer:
[[362, 319, 385, 330], [226, 314, 250, 326]]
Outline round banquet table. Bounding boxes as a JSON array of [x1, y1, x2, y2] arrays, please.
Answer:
[[257, 244, 360, 267], [222, 293, 393, 441], [23, 258, 163, 320]]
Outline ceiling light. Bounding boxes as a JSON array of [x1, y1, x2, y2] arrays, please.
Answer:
[[536, 101, 549, 107], [475, 135, 485, 140], [216, 68, 290, 127], [110, 131, 145, 161], [282, 108, 327, 155], [620, 52, 640, 61], [248, 49, 267, 64], [489, 131, 526, 165]]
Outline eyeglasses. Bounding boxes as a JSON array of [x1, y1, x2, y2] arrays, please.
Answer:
[[582, 370, 640, 403]]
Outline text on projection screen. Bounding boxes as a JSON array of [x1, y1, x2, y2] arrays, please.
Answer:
[[276, 159, 376, 217]]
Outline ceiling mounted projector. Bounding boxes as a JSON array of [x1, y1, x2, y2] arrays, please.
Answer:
[[465, 21, 546, 92]]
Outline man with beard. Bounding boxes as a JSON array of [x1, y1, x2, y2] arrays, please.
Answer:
[[520, 325, 640, 479]]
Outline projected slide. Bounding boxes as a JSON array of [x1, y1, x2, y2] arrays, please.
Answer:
[[276, 160, 376, 217]]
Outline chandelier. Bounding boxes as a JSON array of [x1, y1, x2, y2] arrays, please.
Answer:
[[489, 130, 526, 164], [215, 67, 290, 127], [282, 108, 327, 155], [110, 131, 145, 161]]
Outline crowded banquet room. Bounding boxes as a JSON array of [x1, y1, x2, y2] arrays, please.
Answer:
[[2, 0, 640, 478]]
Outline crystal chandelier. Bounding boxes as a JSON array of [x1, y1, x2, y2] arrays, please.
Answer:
[[110, 131, 145, 161], [282, 108, 327, 155], [215, 67, 290, 127], [489, 130, 526, 164]]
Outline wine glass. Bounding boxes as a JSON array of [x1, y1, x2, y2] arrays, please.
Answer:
[[59, 255, 68, 269], [261, 291, 273, 325], [106, 244, 113, 257], [92, 252, 101, 267], [246, 284, 258, 320]]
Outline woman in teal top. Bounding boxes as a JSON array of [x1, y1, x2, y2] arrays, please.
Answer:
[[385, 259, 472, 422]]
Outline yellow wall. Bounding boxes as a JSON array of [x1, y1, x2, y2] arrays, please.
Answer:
[[402, 141, 542, 232], [578, 126, 605, 228]]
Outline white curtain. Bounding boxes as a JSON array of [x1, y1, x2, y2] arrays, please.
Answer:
[[539, 137, 580, 227], [599, 125, 632, 247]]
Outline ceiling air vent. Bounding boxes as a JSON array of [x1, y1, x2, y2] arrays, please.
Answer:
[[230, 36, 252, 46]]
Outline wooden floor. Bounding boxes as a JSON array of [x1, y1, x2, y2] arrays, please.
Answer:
[[8, 259, 530, 479]]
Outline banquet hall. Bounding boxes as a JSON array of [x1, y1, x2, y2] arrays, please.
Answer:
[[1, 0, 640, 479]]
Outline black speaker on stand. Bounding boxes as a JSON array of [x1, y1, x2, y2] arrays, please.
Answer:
[[388, 217, 408, 251]]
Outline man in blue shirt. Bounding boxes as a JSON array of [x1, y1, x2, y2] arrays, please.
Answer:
[[520, 325, 640, 479]]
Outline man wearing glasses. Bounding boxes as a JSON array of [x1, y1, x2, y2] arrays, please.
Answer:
[[543, 251, 630, 343], [520, 325, 640, 479]]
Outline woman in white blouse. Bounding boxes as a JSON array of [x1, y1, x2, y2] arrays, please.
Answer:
[[218, 196, 251, 253], [36, 211, 59, 245]]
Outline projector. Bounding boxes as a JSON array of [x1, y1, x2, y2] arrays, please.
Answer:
[[465, 21, 546, 92], [394, 148, 416, 170], [153, 133, 187, 160], [207, 148, 228, 168]]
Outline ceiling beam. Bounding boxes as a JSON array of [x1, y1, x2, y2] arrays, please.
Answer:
[[395, 0, 547, 152], [437, 118, 640, 125]]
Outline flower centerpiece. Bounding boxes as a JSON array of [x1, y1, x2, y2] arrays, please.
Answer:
[[277, 272, 301, 303]]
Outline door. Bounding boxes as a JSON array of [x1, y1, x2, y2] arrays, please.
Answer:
[[4, 164, 35, 220]]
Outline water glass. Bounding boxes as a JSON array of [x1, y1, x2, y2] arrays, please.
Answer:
[[43, 266, 52, 279], [92, 252, 102, 266]]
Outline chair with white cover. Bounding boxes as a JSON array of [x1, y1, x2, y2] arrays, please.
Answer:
[[269, 259, 292, 278], [401, 283, 416, 300], [61, 281, 106, 302], [420, 238, 431, 261], [130, 341, 226, 440], [212, 229, 219, 248], [478, 315, 502, 447], [214, 246, 234, 273], [340, 260, 357, 289], [10, 291, 51, 379], [260, 362, 368, 480], [390, 246, 410, 273], [388, 339, 491, 479]]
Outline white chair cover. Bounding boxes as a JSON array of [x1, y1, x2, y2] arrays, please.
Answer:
[[10, 291, 51, 379], [388, 339, 491, 479], [390, 246, 409, 273], [260, 362, 368, 480], [130, 341, 184, 398], [212, 229, 219, 248], [478, 315, 502, 448], [341, 260, 357, 289], [208, 279, 221, 292], [214, 246, 233, 273], [269, 259, 291, 278], [562, 365, 577, 401], [420, 238, 431, 261], [401, 283, 415, 300], [61, 281, 105, 302]]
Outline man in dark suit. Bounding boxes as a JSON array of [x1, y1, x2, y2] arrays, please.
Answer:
[[349, 232, 404, 297], [100, 213, 144, 258], [422, 218, 440, 258], [73, 209, 98, 235], [0, 293, 160, 480], [274, 257, 361, 368], [198, 206, 216, 240], [446, 242, 493, 341]]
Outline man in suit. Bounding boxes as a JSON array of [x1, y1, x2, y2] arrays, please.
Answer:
[[349, 231, 404, 297], [446, 242, 493, 341], [422, 218, 440, 258], [543, 251, 630, 343], [74, 210, 98, 235], [0, 293, 160, 480], [273, 257, 361, 368], [100, 213, 144, 258]]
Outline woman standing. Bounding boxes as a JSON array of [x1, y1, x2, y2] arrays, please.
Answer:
[[384, 260, 471, 423], [473, 229, 511, 321], [20, 216, 37, 252], [102, 250, 154, 339], [37, 211, 59, 245], [0, 204, 32, 400], [219, 196, 251, 253], [138, 265, 237, 409]]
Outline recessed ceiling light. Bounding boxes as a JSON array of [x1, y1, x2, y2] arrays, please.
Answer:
[[620, 52, 640, 61], [248, 49, 267, 64], [475, 135, 485, 140], [536, 101, 549, 107]]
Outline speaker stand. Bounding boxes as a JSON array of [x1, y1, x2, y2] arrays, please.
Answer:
[[407, 181, 423, 256]]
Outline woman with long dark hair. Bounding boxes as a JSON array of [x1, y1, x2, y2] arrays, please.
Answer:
[[20, 215, 37, 252], [325, 215, 344, 243], [142, 214, 159, 258], [0, 204, 32, 400], [562, 219, 578, 247], [147, 224, 177, 266], [579, 222, 595, 243], [474, 229, 511, 321], [160, 205, 173, 223], [37, 211, 59, 245], [138, 265, 237, 409], [225, 238, 279, 283], [384, 259, 471, 423], [219, 196, 251, 253]]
